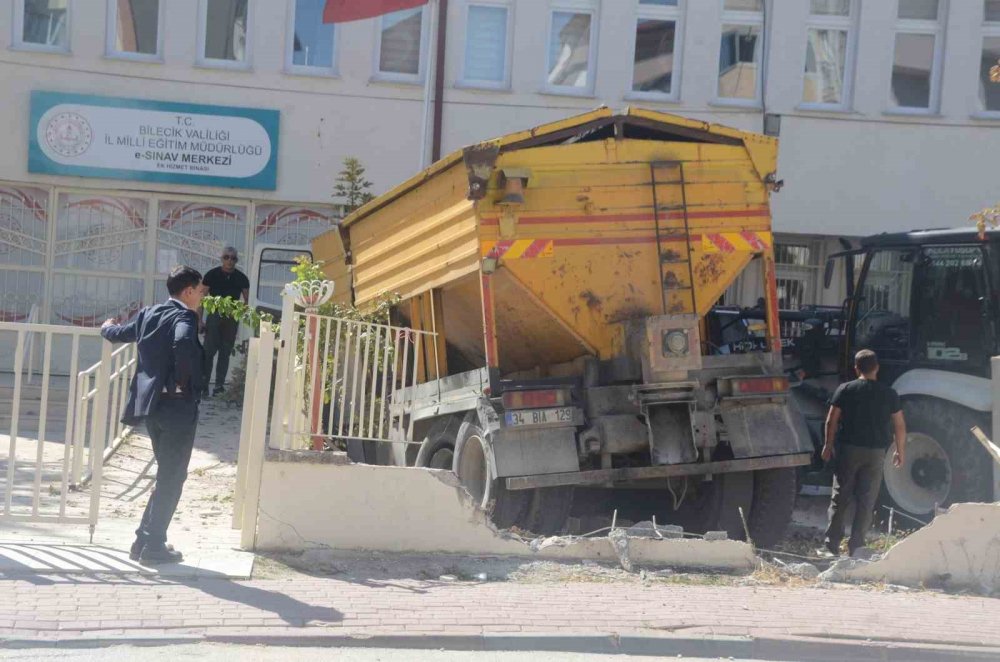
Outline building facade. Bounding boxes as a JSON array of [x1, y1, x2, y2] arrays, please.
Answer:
[[2, 0, 1000, 332]]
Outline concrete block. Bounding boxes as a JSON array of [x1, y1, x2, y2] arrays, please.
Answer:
[[826, 502, 1000, 593], [704, 531, 728, 541], [254, 458, 756, 572]]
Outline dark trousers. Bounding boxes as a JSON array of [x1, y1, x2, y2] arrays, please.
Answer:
[[136, 399, 198, 547], [203, 313, 238, 391], [825, 444, 886, 554]]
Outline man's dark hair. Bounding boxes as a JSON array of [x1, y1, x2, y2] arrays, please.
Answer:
[[166, 266, 202, 296], [855, 349, 879, 375]]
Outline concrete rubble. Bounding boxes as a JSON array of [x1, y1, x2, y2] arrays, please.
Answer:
[[820, 502, 1000, 593], [255, 454, 756, 572]]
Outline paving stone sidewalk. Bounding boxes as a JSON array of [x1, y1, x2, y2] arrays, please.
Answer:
[[0, 576, 998, 658]]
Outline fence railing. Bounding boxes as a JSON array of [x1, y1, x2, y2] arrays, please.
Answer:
[[0, 321, 105, 527], [73, 342, 137, 485], [274, 310, 439, 450]]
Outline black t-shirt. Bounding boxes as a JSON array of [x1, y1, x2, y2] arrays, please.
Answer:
[[830, 378, 902, 449], [203, 266, 250, 301]]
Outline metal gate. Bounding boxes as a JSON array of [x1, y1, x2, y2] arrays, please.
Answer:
[[0, 321, 134, 537]]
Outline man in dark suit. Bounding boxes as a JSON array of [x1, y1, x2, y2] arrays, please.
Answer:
[[102, 266, 206, 565]]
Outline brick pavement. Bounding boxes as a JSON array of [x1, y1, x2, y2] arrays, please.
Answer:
[[0, 575, 998, 655]]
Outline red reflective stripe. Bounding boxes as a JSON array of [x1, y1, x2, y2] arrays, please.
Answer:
[[521, 240, 550, 258], [741, 231, 767, 251], [480, 208, 770, 227], [708, 233, 736, 253]]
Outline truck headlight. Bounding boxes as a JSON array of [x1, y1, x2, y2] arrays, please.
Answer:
[[663, 329, 689, 357]]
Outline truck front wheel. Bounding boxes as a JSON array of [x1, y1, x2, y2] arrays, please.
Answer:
[[453, 421, 530, 530]]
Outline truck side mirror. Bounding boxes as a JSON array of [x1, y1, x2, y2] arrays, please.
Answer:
[[823, 258, 835, 289]]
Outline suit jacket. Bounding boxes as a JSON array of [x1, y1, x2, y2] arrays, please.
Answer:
[[101, 299, 204, 425]]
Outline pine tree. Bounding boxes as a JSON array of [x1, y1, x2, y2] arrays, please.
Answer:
[[334, 157, 376, 215]]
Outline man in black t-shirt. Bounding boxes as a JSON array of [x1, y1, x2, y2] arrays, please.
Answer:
[[201, 247, 250, 396], [821, 349, 906, 557]]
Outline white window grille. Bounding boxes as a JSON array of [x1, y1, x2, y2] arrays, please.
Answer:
[[801, 0, 858, 110], [628, 0, 683, 101], [13, 0, 70, 53], [375, 6, 428, 83], [287, 0, 338, 75], [546, 1, 600, 96], [716, 0, 763, 105], [460, 2, 513, 89], [197, 0, 252, 69], [106, 0, 164, 61]]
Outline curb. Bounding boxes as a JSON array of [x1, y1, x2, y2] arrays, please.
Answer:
[[3, 632, 1000, 661]]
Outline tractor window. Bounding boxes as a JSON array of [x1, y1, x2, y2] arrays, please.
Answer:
[[854, 248, 914, 362], [911, 246, 989, 367]]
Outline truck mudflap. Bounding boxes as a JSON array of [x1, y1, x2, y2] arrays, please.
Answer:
[[720, 400, 813, 458]]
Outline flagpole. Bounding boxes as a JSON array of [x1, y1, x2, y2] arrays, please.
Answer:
[[418, 0, 438, 169]]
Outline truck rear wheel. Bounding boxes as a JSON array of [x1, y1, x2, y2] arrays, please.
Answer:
[[880, 398, 992, 521], [453, 421, 529, 530], [747, 467, 797, 549], [522, 487, 574, 536], [665, 472, 753, 541]]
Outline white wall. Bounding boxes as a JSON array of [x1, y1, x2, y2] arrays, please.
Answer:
[[0, 0, 997, 235]]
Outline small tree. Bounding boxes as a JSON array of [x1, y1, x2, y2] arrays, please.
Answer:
[[333, 156, 376, 215]]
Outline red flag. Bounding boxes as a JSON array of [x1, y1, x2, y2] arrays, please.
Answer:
[[323, 0, 429, 23]]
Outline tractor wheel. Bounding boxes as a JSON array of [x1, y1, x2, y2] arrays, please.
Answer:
[[748, 467, 798, 549], [880, 398, 993, 522], [453, 420, 530, 530]]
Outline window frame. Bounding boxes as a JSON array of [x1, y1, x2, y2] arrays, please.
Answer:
[[12, 0, 72, 54], [105, 0, 166, 63], [713, 0, 765, 108], [798, 0, 859, 112], [976, 5, 1000, 118], [196, 0, 254, 71], [372, 5, 430, 85], [543, 0, 601, 97], [885, 0, 947, 115], [625, 0, 684, 103], [457, 0, 514, 91], [285, 0, 340, 77]]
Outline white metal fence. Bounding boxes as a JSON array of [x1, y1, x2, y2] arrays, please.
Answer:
[[0, 321, 131, 536]]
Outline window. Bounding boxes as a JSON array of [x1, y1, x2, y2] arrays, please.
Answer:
[[461, 3, 511, 88], [629, 0, 682, 100], [979, 3, 1000, 114], [546, 4, 598, 95], [774, 241, 820, 337], [376, 7, 427, 81], [717, 0, 763, 104], [198, 0, 251, 68], [287, 0, 337, 74], [801, 0, 857, 109], [888, 0, 945, 113], [855, 248, 914, 363], [107, 0, 163, 60], [13, 0, 70, 52]]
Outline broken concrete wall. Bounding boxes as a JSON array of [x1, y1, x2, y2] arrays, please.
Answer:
[[831, 503, 1000, 592], [253, 451, 755, 571]]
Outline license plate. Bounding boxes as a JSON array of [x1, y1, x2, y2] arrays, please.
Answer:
[[504, 407, 574, 427]]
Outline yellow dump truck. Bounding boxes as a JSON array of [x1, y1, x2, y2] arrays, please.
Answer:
[[313, 108, 812, 546]]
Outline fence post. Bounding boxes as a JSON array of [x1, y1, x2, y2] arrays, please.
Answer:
[[992, 357, 1000, 501], [232, 337, 260, 529], [269, 289, 298, 450], [88, 340, 113, 542], [241, 322, 276, 550]]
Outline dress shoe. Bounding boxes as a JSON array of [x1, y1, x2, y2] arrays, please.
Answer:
[[129, 541, 175, 562], [139, 545, 183, 565]]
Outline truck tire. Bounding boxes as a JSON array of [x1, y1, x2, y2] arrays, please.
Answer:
[[522, 487, 574, 536], [748, 467, 797, 549], [453, 421, 530, 530], [880, 397, 992, 521], [666, 472, 753, 541]]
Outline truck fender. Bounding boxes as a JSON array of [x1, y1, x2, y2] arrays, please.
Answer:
[[891, 369, 992, 413]]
